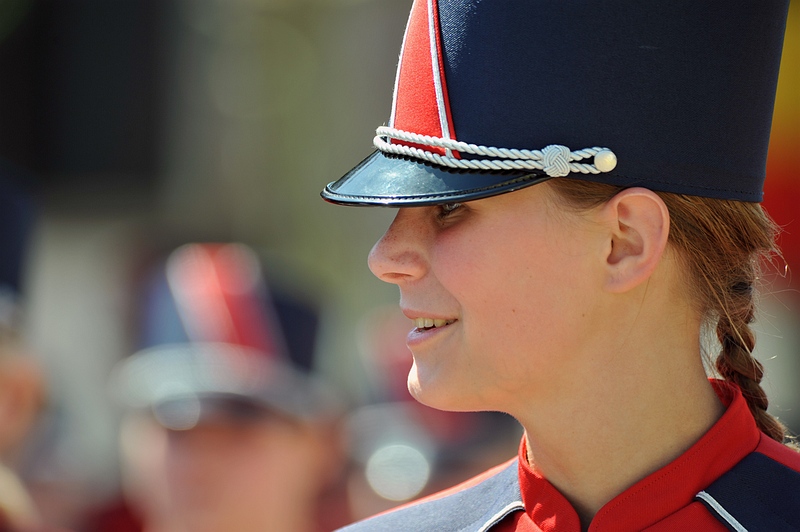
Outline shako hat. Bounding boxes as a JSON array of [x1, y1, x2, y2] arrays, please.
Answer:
[[322, 0, 790, 206], [111, 243, 341, 429]]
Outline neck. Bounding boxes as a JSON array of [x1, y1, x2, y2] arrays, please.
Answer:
[[516, 302, 724, 527]]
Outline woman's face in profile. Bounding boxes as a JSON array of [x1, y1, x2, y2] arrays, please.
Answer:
[[368, 182, 606, 414]]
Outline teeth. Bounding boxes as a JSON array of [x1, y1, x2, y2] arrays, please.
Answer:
[[413, 318, 454, 329]]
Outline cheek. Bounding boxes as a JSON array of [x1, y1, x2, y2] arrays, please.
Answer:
[[440, 230, 587, 369], [440, 226, 569, 318]]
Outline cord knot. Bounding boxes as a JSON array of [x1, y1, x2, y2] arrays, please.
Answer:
[[542, 145, 571, 177]]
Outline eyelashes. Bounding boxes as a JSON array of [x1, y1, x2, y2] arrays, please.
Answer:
[[437, 202, 463, 220]]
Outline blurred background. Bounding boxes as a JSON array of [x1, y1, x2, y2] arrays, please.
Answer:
[[0, 0, 797, 530]]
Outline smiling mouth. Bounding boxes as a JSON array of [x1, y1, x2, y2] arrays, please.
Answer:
[[412, 318, 456, 330]]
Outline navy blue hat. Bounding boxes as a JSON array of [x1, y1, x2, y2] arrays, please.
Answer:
[[0, 170, 36, 328], [111, 243, 341, 428], [322, 0, 790, 206]]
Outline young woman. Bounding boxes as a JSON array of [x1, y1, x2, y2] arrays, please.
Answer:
[[322, 0, 799, 530]]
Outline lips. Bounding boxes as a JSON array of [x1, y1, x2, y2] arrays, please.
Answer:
[[404, 314, 457, 348]]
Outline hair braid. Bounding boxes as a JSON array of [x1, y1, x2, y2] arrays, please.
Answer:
[[714, 282, 787, 442], [673, 196, 792, 446]]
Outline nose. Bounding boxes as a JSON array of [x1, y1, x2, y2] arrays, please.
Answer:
[[368, 209, 428, 285]]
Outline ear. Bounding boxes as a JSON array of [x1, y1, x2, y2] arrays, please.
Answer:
[[599, 187, 670, 293]]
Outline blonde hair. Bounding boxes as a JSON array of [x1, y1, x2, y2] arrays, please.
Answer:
[[548, 178, 796, 447]]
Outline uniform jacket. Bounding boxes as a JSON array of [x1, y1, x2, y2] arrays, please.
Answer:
[[340, 381, 800, 531]]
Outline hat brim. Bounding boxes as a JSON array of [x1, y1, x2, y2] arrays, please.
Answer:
[[112, 343, 341, 423], [321, 151, 552, 206]]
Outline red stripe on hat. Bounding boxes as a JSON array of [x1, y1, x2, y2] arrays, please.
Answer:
[[168, 244, 234, 344], [168, 244, 284, 360], [210, 244, 283, 359], [391, 0, 457, 156]]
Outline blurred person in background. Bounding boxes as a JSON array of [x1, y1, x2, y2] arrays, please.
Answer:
[[321, 1, 799, 530], [85, 243, 349, 532], [0, 172, 57, 532]]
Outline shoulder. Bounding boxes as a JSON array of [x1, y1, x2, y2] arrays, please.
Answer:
[[338, 458, 521, 532], [705, 434, 800, 501], [697, 437, 800, 531], [754, 432, 800, 473]]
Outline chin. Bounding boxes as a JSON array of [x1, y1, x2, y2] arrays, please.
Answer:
[[407, 362, 480, 413]]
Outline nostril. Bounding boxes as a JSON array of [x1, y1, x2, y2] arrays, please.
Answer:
[[368, 241, 426, 285], [368, 247, 420, 283]]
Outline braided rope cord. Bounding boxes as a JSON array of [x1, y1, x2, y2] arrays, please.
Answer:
[[374, 126, 617, 177]]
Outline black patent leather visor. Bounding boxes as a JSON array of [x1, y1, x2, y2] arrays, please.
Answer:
[[321, 151, 552, 206]]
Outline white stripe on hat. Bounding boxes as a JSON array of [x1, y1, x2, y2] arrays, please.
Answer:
[[427, 0, 453, 158]]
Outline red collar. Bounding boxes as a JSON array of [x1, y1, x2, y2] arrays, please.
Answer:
[[516, 380, 760, 531]]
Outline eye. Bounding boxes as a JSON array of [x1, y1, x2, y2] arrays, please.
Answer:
[[437, 202, 463, 220]]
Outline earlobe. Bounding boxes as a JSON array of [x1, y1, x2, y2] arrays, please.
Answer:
[[601, 188, 670, 293]]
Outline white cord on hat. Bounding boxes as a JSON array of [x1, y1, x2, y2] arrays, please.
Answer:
[[374, 126, 617, 177]]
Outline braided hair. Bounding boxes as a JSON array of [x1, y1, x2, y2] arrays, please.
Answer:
[[549, 178, 796, 447]]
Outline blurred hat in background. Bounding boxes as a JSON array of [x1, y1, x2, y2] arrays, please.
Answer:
[[0, 169, 36, 332], [111, 243, 342, 430]]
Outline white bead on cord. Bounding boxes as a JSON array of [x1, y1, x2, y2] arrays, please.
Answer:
[[374, 126, 617, 177]]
